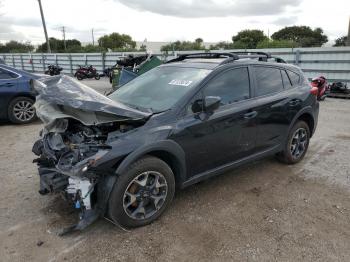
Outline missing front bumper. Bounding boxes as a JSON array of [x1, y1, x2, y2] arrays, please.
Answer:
[[37, 169, 118, 235]]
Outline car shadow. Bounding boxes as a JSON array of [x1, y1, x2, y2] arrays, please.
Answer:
[[0, 118, 42, 127]]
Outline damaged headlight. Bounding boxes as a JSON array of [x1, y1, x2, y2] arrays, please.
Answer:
[[56, 149, 110, 177]]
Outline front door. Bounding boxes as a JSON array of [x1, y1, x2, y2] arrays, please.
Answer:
[[172, 67, 257, 178]]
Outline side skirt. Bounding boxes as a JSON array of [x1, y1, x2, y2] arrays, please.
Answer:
[[182, 145, 281, 188]]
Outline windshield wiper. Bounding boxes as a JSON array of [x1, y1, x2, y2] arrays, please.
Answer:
[[150, 108, 171, 115], [121, 101, 153, 114]]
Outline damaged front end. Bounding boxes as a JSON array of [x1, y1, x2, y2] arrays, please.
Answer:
[[31, 76, 150, 235]]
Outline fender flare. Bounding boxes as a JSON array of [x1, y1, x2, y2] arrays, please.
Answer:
[[115, 140, 187, 185], [287, 106, 315, 136]]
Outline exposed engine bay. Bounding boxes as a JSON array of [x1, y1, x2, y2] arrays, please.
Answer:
[[32, 119, 141, 235], [31, 75, 149, 235]]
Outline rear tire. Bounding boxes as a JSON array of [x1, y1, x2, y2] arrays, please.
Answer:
[[108, 156, 175, 228], [276, 120, 310, 164], [8, 97, 36, 124]]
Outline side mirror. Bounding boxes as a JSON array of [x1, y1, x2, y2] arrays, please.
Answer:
[[191, 99, 204, 113], [204, 96, 221, 112], [191, 96, 221, 114]]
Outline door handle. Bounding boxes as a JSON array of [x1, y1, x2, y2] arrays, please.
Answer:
[[0, 83, 14, 87], [289, 99, 300, 106], [243, 111, 257, 119]]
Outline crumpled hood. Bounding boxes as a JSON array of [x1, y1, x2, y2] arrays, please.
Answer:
[[33, 75, 151, 130]]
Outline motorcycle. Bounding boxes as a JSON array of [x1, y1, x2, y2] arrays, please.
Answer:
[[311, 76, 327, 101], [45, 64, 63, 76], [329, 82, 350, 94], [74, 65, 100, 80]]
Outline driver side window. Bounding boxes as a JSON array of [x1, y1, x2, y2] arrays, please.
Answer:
[[203, 67, 250, 107]]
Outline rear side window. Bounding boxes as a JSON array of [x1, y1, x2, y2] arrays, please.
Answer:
[[254, 67, 283, 96], [281, 70, 293, 89], [203, 67, 250, 106], [287, 70, 300, 86], [0, 68, 17, 79]]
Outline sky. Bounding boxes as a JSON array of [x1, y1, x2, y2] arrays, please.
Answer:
[[0, 0, 349, 45]]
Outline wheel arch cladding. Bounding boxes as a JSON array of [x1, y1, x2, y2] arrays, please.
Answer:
[[288, 106, 315, 137], [297, 113, 314, 137], [146, 150, 183, 188], [115, 140, 187, 188]]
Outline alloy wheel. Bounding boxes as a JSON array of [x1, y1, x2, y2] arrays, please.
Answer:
[[290, 128, 308, 159], [123, 171, 168, 220], [13, 100, 35, 122]]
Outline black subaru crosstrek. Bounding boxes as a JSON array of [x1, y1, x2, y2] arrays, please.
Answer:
[[32, 52, 319, 234]]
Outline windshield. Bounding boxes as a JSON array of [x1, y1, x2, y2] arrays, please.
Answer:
[[109, 66, 211, 112]]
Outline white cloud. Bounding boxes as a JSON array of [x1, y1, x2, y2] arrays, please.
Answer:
[[115, 0, 302, 18], [0, 0, 348, 44]]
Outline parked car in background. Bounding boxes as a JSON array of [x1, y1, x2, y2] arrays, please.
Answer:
[[32, 52, 319, 234], [0, 64, 41, 124]]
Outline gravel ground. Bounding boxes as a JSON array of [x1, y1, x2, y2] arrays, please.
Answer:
[[0, 79, 349, 262]]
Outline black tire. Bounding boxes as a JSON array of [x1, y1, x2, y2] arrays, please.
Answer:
[[276, 120, 310, 164], [8, 97, 36, 124], [76, 73, 84, 80], [108, 156, 175, 228], [94, 74, 100, 80]]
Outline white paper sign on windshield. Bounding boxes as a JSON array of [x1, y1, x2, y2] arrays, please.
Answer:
[[168, 79, 193, 87]]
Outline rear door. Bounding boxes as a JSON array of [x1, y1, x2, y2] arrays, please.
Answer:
[[172, 66, 257, 177], [252, 66, 298, 152]]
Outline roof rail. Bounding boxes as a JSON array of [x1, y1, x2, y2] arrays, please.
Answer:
[[230, 51, 287, 63], [270, 56, 286, 63], [230, 51, 271, 58], [166, 52, 239, 64]]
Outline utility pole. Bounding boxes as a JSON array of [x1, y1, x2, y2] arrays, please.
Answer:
[[347, 17, 350, 46], [92, 28, 95, 46], [37, 0, 51, 53], [62, 26, 66, 51]]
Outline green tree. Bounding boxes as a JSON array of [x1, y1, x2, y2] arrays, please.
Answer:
[[271, 26, 328, 47], [37, 38, 82, 52], [161, 39, 206, 52], [209, 41, 235, 50], [98, 33, 136, 51], [139, 44, 147, 51], [256, 39, 296, 48], [82, 44, 105, 53], [194, 38, 204, 49], [232, 30, 268, 49], [333, 36, 348, 46], [0, 41, 34, 53]]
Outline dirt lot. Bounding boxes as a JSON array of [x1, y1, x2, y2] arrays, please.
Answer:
[[0, 79, 349, 262]]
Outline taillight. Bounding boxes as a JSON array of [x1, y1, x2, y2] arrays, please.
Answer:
[[310, 86, 318, 96]]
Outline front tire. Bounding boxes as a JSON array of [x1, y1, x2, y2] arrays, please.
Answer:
[[8, 97, 36, 124], [76, 73, 84, 80], [277, 121, 310, 164], [108, 156, 175, 228], [94, 74, 100, 80]]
